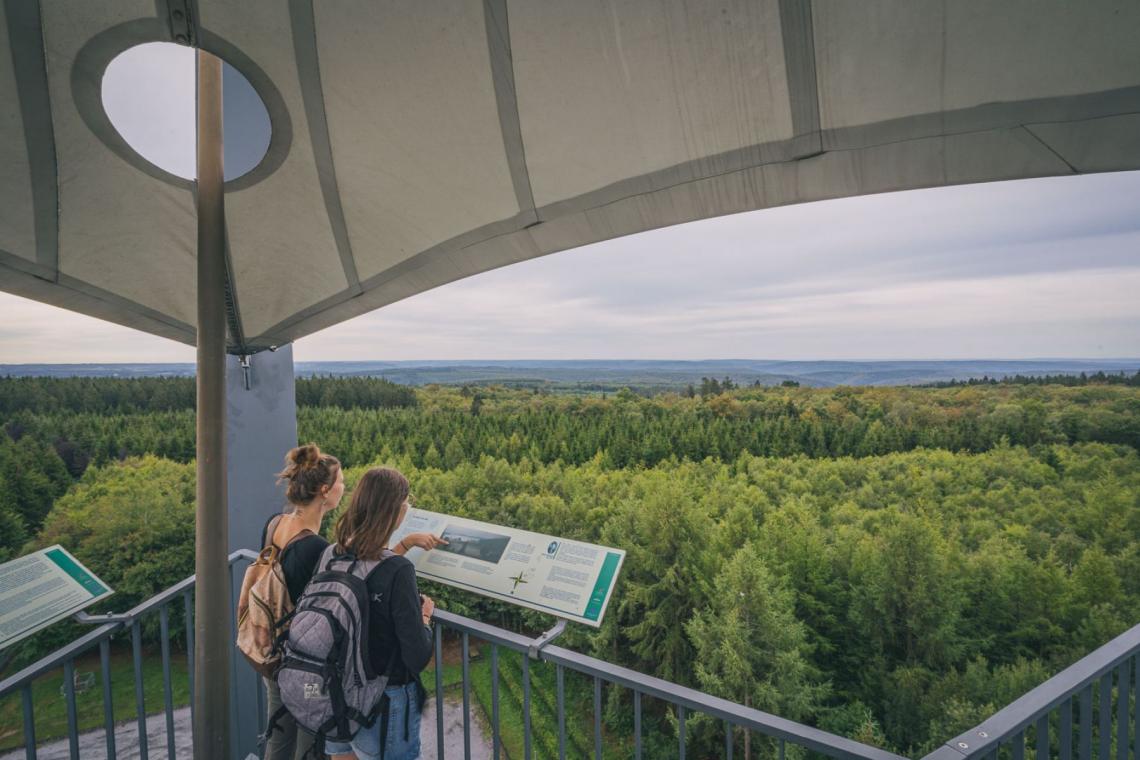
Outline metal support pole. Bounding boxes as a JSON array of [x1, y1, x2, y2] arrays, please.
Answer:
[[194, 49, 230, 760]]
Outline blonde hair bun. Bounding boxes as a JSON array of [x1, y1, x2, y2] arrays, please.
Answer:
[[278, 444, 340, 505], [290, 444, 322, 470]]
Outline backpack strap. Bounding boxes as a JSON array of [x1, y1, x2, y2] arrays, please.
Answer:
[[258, 514, 315, 566], [258, 704, 291, 753], [317, 544, 395, 576], [269, 514, 316, 553], [262, 514, 285, 551]]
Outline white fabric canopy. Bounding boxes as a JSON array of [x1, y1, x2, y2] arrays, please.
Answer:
[[3, 0, 1139, 352]]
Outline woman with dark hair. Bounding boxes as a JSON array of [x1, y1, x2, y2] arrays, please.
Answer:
[[324, 467, 445, 760]]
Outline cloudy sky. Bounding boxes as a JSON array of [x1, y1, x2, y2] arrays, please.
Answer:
[[5, 167, 1139, 363], [2, 45, 1138, 364]]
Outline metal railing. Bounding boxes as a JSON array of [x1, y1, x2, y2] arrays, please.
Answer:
[[3, 552, 1136, 760], [430, 610, 907, 760], [2, 549, 900, 760], [0, 550, 258, 760], [921, 622, 1140, 760]]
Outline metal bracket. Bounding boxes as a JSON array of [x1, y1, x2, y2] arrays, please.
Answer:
[[239, 354, 252, 390], [165, 0, 196, 46], [528, 619, 568, 660], [72, 611, 133, 625]]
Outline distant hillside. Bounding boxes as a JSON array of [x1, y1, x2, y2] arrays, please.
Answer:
[[2, 359, 1139, 389]]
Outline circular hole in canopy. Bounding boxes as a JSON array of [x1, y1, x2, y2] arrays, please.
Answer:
[[102, 42, 271, 182]]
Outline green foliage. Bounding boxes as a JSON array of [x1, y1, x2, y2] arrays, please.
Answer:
[[686, 544, 826, 756], [0, 374, 416, 415], [0, 433, 70, 560], [926, 370, 1140, 388], [319, 442, 1139, 752], [6, 382, 1140, 475], [35, 455, 196, 608], [2, 379, 1139, 753], [9, 456, 196, 663]]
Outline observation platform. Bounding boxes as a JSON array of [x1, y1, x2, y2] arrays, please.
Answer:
[[3, 2, 1140, 757], [2, 551, 1137, 760]]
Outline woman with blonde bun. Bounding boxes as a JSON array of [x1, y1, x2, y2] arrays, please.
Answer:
[[261, 444, 344, 760]]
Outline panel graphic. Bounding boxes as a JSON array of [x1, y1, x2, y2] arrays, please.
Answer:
[[392, 509, 625, 627], [0, 545, 114, 650]]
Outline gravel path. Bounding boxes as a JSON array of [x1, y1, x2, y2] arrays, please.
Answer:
[[2, 695, 490, 760]]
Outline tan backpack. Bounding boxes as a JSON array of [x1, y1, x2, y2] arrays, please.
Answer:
[[236, 514, 313, 678]]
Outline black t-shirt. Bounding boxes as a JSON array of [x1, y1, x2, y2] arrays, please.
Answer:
[[364, 555, 434, 685], [259, 515, 328, 604]]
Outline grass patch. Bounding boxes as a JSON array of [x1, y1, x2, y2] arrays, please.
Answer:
[[0, 643, 190, 752], [423, 638, 622, 759]]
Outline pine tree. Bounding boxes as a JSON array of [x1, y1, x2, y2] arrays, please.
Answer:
[[687, 543, 826, 759]]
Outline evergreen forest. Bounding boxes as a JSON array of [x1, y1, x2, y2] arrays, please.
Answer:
[[1, 375, 1138, 757]]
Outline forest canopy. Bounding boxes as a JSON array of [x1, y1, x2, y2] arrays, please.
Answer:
[[1, 376, 1137, 755]]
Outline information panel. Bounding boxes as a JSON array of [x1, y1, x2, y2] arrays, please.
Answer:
[[391, 509, 625, 627], [0, 545, 113, 650]]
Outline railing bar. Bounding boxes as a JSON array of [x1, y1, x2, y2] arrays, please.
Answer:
[[780, 737, 786, 760], [594, 675, 602, 760], [227, 560, 243, 760], [634, 689, 642, 760], [435, 623, 445, 760], [523, 651, 532, 760], [725, 720, 733, 760], [1035, 715, 1049, 760], [939, 623, 1140, 757], [462, 632, 472, 760], [1099, 674, 1112, 760], [1134, 657, 1139, 760], [556, 664, 566, 760], [183, 589, 194, 727], [541, 644, 907, 760], [63, 659, 79, 760], [0, 622, 121, 694], [491, 644, 501, 760], [1114, 663, 1127, 760], [1080, 683, 1092, 760], [100, 638, 116, 759], [160, 605, 176, 760], [1060, 695, 1072, 760], [434, 609, 536, 651], [0, 554, 253, 698], [1013, 732, 1026, 760], [121, 574, 198, 617], [21, 683, 36, 760], [678, 704, 686, 760], [132, 620, 149, 760]]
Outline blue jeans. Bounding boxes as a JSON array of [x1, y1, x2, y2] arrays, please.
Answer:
[[325, 682, 422, 759]]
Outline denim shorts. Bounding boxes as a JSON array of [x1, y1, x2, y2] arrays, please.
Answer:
[[325, 682, 422, 759]]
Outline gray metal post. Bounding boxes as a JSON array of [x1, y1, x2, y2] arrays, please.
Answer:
[[194, 49, 230, 760], [226, 346, 298, 551], [226, 345, 298, 758]]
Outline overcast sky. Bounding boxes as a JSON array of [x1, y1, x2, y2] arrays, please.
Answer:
[[2, 45, 1138, 364]]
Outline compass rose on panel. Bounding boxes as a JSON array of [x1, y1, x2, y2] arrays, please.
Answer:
[[509, 571, 529, 594]]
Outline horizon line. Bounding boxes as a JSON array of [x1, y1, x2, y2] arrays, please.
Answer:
[[2, 358, 1140, 367]]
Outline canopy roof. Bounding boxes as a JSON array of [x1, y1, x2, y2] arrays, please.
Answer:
[[3, 0, 1139, 353]]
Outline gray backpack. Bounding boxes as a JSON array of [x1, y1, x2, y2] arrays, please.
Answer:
[[263, 545, 398, 757]]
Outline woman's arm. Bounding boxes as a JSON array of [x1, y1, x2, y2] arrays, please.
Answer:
[[393, 532, 448, 555], [389, 563, 434, 674]]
